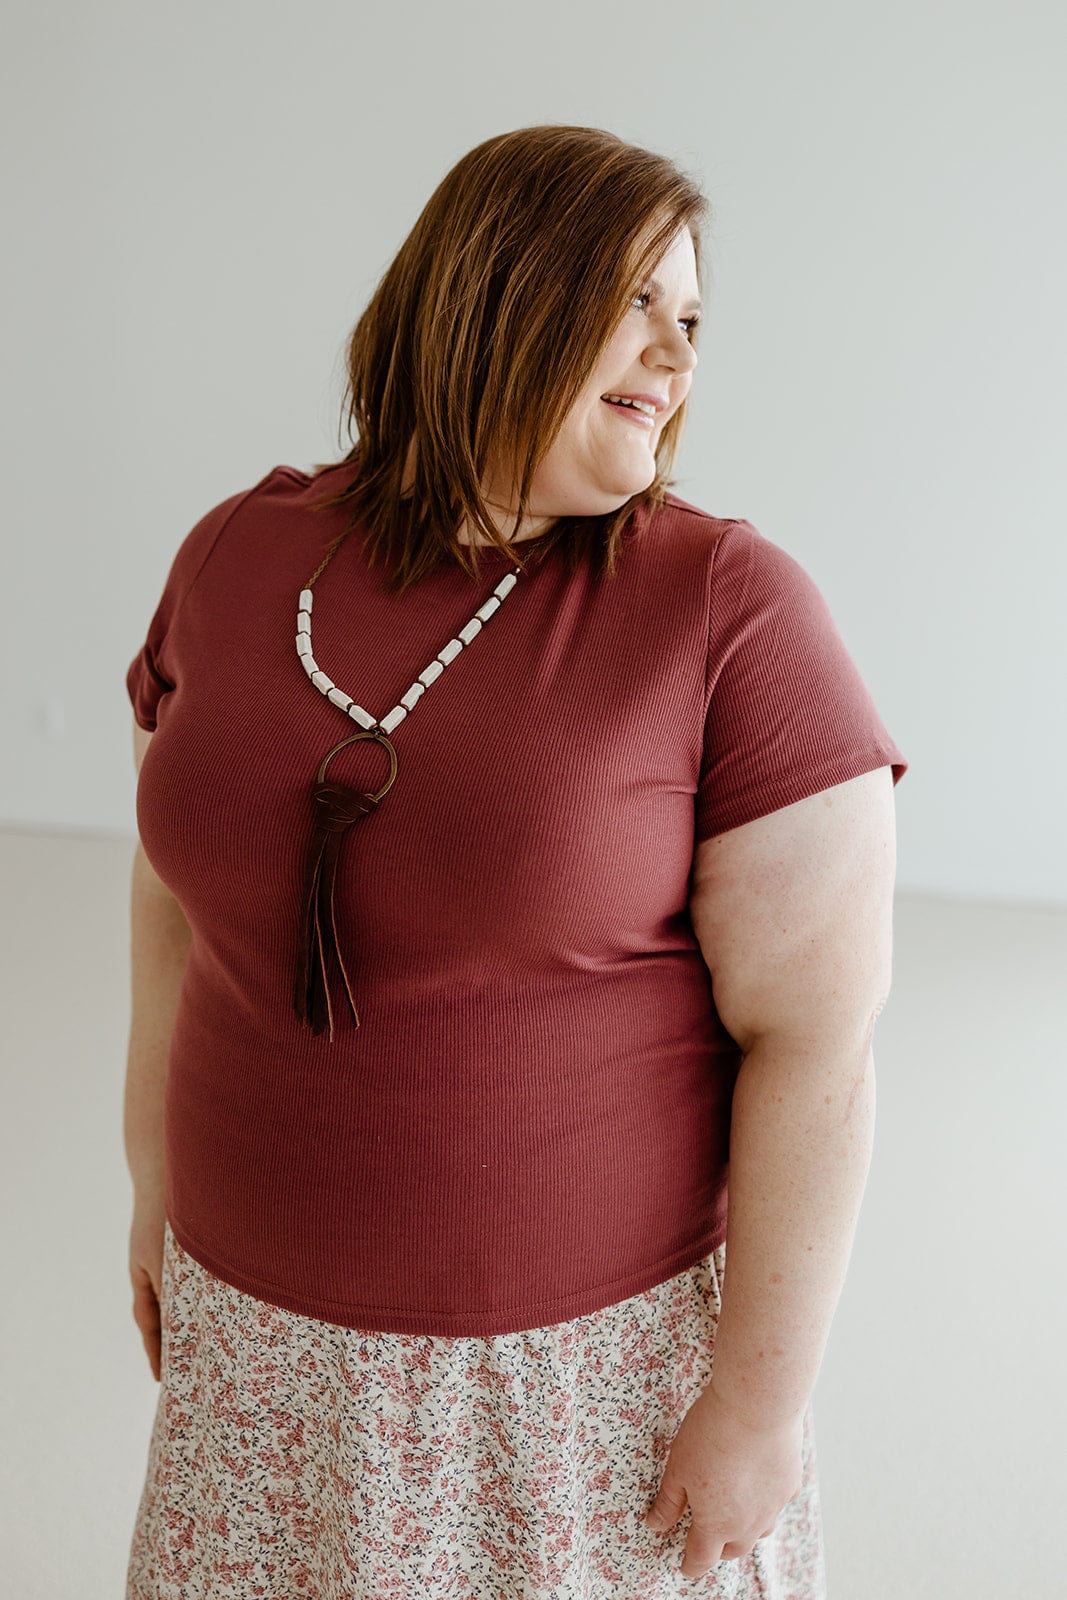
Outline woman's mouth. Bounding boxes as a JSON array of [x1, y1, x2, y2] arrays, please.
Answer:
[[601, 398, 655, 429]]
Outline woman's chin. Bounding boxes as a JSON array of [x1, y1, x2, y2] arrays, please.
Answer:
[[610, 449, 658, 492]]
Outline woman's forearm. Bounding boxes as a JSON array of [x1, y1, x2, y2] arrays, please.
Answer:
[[708, 1031, 877, 1429], [124, 844, 192, 1199]]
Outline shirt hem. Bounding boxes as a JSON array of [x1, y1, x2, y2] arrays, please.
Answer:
[[695, 741, 906, 842], [165, 1212, 729, 1338]]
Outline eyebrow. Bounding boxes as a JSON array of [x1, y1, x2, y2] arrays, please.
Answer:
[[647, 276, 703, 313]]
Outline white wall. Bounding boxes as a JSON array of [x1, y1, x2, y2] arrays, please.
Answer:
[[3, 0, 1064, 904]]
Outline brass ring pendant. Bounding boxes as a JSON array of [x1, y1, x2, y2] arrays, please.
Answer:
[[316, 727, 399, 798]]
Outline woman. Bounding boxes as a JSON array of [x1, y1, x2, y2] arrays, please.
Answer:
[[124, 124, 908, 1597]]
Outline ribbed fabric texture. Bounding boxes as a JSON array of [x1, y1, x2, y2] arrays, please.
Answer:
[[126, 461, 908, 1336]]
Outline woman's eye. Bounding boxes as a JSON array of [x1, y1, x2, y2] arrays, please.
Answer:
[[631, 290, 700, 338]]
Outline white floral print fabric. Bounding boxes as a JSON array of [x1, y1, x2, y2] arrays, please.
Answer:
[[127, 1220, 826, 1598]]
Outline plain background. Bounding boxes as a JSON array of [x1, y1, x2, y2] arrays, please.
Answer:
[[2, 2, 1064, 1596]]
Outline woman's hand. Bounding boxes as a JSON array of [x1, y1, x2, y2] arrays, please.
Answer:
[[642, 1381, 805, 1581], [129, 1191, 167, 1383]]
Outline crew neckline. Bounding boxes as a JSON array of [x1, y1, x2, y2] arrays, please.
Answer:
[[460, 539, 548, 557]]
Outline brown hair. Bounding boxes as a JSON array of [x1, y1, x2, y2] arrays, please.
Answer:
[[309, 123, 711, 593]]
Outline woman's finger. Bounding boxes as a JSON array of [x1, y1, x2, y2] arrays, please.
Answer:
[[132, 1272, 162, 1382]]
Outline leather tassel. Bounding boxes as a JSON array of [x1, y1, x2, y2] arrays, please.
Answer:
[[294, 780, 382, 1037]]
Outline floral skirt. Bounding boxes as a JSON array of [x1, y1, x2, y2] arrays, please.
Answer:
[[126, 1219, 826, 1599]]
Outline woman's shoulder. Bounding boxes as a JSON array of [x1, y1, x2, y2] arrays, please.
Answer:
[[179, 461, 354, 549], [652, 494, 832, 606], [650, 491, 754, 549], [637, 492, 760, 592]]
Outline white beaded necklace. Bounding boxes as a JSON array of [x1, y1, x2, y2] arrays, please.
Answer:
[[295, 569, 521, 736], [292, 537, 524, 1040]]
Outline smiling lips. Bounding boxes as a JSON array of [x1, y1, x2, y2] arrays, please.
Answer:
[[601, 398, 656, 429]]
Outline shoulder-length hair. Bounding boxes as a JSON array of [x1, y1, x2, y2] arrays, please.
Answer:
[[309, 123, 710, 593]]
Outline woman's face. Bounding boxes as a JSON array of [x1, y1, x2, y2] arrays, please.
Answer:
[[465, 223, 702, 543]]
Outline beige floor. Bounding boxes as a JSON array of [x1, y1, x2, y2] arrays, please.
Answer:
[[1, 824, 1063, 1599]]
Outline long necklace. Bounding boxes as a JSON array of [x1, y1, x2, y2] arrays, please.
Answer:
[[293, 534, 523, 1039]]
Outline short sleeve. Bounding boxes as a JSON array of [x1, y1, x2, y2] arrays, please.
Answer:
[[125, 487, 253, 732], [695, 520, 909, 842]]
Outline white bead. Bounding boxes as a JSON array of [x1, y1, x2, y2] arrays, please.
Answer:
[[438, 638, 464, 665], [457, 617, 482, 644], [348, 703, 376, 729], [474, 595, 501, 623], [301, 655, 319, 678], [326, 686, 353, 712], [419, 660, 445, 686], [495, 572, 518, 597], [296, 634, 313, 657], [378, 704, 407, 734], [311, 670, 334, 693], [400, 682, 425, 710], [300, 589, 314, 612], [297, 612, 311, 635]]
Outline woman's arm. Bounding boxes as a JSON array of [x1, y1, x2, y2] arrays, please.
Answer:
[[688, 764, 897, 1428], [124, 721, 191, 1202]]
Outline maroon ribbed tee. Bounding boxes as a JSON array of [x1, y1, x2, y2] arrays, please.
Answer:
[[126, 461, 908, 1335]]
